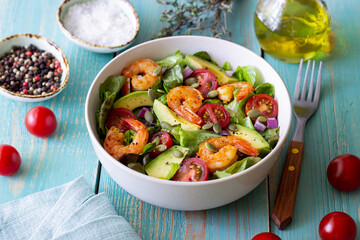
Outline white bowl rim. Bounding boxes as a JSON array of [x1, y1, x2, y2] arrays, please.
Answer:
[[57, 0, 140, 49], [0, 33, 69, 100], [85, 35, 292, 186]]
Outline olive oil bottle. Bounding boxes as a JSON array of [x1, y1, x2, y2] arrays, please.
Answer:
[[254, 0, 331, 63]]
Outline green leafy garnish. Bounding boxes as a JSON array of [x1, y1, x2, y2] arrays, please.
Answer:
[[124, 129, 136, 146], [255, 83, 275, 97], [213, 157, 262, 178], [141, 142, 157, 155], [222, 61, 232, 71], [99, 75, 126, 101], [171, 126, 220, 155], [162, 64, 184, 92], [157, 50, 185, 68], [193, 51, 212, 61], [226, 91, 255, 119], [232, 66, 256, 85]]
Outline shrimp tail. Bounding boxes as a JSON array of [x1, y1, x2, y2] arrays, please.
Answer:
[[233, 138, 259, 156], [174, 106, 203, 125]]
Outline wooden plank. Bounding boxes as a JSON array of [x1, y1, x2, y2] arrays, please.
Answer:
[[0, 0, 111, 203], [266, 1, 360, 239], [98, 0, 270, 239]]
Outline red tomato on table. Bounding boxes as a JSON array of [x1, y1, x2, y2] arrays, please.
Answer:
[[252, 232, 281, 240], [0, 144, 21, 176], [319, 212, 357, 240], [327, 154, 360, 191], [25, 106, 57, 137]]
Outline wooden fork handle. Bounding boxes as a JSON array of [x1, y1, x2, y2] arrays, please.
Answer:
[[271, 141, 304, 230]]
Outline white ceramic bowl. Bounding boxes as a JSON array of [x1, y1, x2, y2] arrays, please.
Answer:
[[57, 0, 139, 53], [85, 36, 292, 210], [0, 34, 69, 102]]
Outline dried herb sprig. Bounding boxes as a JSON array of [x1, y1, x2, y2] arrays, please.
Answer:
[[155, 0, 233, 40]]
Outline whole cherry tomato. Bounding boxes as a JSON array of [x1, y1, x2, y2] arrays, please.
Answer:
[[327, 154, 360, 191], [0, 144, 21, 176], [25, 106, 57, 137], [319, 212, 357, 240], [252, 232, 281, 240]]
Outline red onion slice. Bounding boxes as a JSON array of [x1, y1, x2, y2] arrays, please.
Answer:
[[254, 119, 266, 132], [138, 107, 150, 118], [182, 66, 193, 79], [267, 118, 278, 129], [220, 130, 230, 136]]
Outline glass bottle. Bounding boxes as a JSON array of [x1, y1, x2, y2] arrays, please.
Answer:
[[254, 0, 331, 63]]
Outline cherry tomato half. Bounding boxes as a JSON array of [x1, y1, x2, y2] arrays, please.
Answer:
[[25, 106, 57, 137], [252, 232, 281, 240], [106, 108, 136, 132], [327, 154, 360, 191], [120, 78, 131, 96], [197, 103, 230, 128], [190, 69, 218, 99], [172, 158, 209, 182], [245, 94, 278, 119], [149, 131, 173, 158], [319, 212, 357, 240], [0, 144, 21, 176]]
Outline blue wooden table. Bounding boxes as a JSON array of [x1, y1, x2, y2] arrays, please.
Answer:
[[0, 0, 359, 239]]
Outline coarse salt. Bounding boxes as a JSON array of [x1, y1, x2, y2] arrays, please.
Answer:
[[63, 0, 137, 47]]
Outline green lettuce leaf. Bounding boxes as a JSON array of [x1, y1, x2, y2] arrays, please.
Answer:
[[171, 126, 220, 155], [124, 129, 136, 146], [99, 75, 126, 101], [226, 92, 255, 119], [213, 157, 262, 178], [232, 66, 257, 85], [162, 64, 184, 92], [255, 83, 275, 97], [157, 50, 185, 68]]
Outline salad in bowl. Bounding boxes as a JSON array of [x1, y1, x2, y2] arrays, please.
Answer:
[[85, 36, 291, 210], [95, 50, 280, 182]]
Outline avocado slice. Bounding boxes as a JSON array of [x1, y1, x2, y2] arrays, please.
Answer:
[[113, 91, 153, 110], [145, 146, 189, 180], [185, 55, 238, 85], [153, 99, 200, 131], [233, 124, 270, 151]]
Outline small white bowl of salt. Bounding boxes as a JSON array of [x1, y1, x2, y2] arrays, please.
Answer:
[[57, 0, 139, 53]]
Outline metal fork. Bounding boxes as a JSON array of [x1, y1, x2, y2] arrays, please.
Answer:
[[271, 59, 323, 230]]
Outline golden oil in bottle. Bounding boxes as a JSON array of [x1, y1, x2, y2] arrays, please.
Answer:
[[254, 0, 331, 63]]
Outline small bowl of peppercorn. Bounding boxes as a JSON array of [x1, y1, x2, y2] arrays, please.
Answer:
[[0, 33, 69, 102]]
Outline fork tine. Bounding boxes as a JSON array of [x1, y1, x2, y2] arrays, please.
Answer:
[[300, 60, 311, 100], [293, 59, 304, 101], [313, 61, 323, 105], [306, 61, 316, 101]]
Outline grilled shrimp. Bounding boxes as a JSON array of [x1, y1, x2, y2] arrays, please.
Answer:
[[217, 82, 254, 103], [104, 117, 149, 160], [197, 136, 259, 172], [167, 86, 204, 125], [121, 59, 161, 91]]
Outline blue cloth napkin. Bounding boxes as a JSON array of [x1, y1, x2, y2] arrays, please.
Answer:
[[0, 176, 141, 240]]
